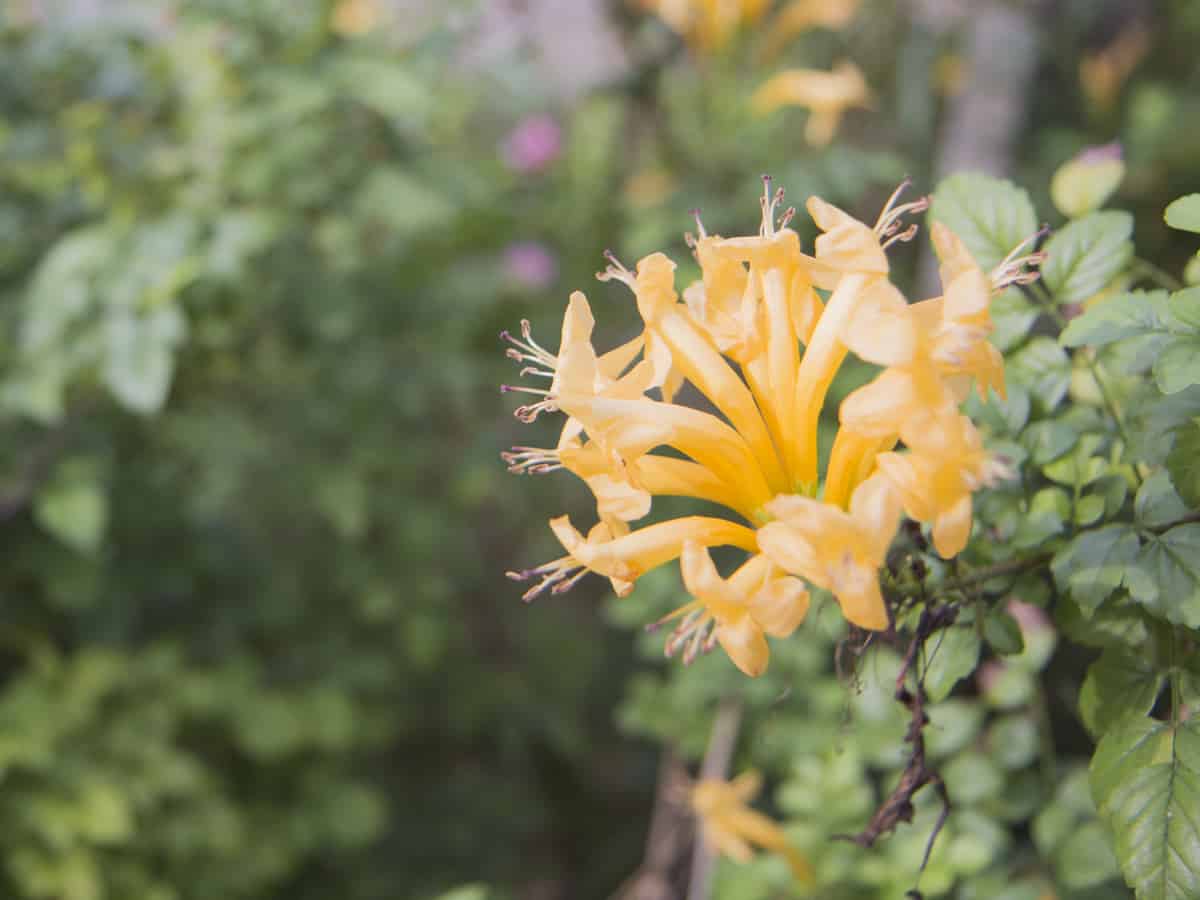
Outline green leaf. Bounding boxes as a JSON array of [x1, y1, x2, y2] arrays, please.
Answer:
[[1010, 338, 1071, 412], [930, 173, 1039, 271], [1079, 649, 1165, 737], [102, 305, 187, 415], [1061, 290, 1170, 347], [1056, 820, 1122, 889], [1154, 336, 1200, 395], [983, 608, 1025, 656], [1042, 434, 1108, 487], [1167, 418, 1200, 506], [1042, 212, 1134, 304], [1166, 194, 1200, 233], [1051, 524, 1141, 613], [991, 288, 1040, 352], [1091, 718, 1200, 900], [922, 626, 981, 702], [1022, 420, 1079, 464], [1127, 525, 1200, 628], [1057, 592, 1150, 649], [1136, 470, 1190, 528], [33, 460, 108, 556]]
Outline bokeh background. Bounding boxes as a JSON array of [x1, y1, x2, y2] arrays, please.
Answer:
[[1, 1, 1199, 899]]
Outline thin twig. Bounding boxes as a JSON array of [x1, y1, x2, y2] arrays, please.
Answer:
[[686, 697, 743, 900]]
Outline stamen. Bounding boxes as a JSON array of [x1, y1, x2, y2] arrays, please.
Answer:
[[758, 176, 787, 238], [501, 323, 557, 369], [501, 446, 563, 475], [990, 232, 1047, 290], [596, 249, 636, 288], [778, 206, 796, 230], [507, 558, 586, 602], [881, 223, 920, 250], [873, 179, 930, 238], [691, 208, 708, 239]]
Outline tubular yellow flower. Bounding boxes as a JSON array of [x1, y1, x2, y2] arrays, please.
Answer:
[[502, 179, 1041, 672], [656, 544, 808, 675], [757, 474, 901, 630], [876, 415, 1013, 559], [751, 60, 872, 147], [691, 771, 813, 882], [636, 0, 769, 52], [760, 0, 861, 60]]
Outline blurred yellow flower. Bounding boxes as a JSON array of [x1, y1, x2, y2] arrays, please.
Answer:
[[1080, 25, 1149, 110], [760, 0, 860, 59], [503, 179, 1037, 673], [656, 543, 808, 675], [692, 771, 813, 882], [330, 0, 381, 36], [751, 61, 872, 147], [637, 0, 770, 52]]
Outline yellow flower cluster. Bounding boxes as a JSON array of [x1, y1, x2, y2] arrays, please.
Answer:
[[503, 180, 1041, 677]]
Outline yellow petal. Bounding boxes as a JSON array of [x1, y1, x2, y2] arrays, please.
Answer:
[[756, 522, 825, 588], [848, 474, 901, 561], [933, 494, 973, 558], [587, 473, 652, 523], [716, 614, 769, 677], [874, 452, 937, 522], [838, 369, 919, 439], [834, 565, 888, 630], [749, 576, 809, 637], [842, 280, 916, 367]]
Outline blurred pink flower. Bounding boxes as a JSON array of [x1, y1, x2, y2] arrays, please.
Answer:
[[502, 115, 562, 174], [504, 242, 558, 290]]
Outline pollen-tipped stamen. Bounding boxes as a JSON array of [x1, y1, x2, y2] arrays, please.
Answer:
[[596, 249, 636, 288], [873, 179, 930, 240], [501, 446, 563, 474], [990, 232, 1048, 290], [506, 557, 586, 602], [501, 321, 558, 370]]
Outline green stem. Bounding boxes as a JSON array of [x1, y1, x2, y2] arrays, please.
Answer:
[[1022, 283, 1144, 487], [1132, 257, 1184, 293]]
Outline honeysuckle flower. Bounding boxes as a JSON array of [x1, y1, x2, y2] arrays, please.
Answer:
[[875, 414, 1012, 558], [751, 60, 872, 147], [503, 179, 1041, 673], [655, 543, 808, 675], [691, 771, 813, 882], [837, 221, 1015, 441], [757, 474, 901, 630], [637, 0, 770, 52], [331, 0, 381, 35], [760, 0, 861, 59]]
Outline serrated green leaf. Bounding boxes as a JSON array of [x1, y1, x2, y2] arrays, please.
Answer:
[[1127, 525, 1200, 627], [1079, 649, 1165, 737], [1154, 335, 1200, 394], [1167, 288, 1200, 333], [1061, 290, 1170, 347], [1043, 434, 1108, 486], [1166, 194, 1200, 233], [929, 173, 1039, 271], [1056, 820, 1122, 889], [1057, 592, 1151, 649], [1167, 419, 1200, 506], [983, 608, 1025, 656], [1052, 524, 1141, 613], [991, 288, 1040, 352], [1136, 470, 1191, 528], [923, 626, 981, 702], [1091, 718, 1200, 900], [1022, 420, 1079, 464], [1043, 212, 1134, 305], [1010, 337, 1071, 412]]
